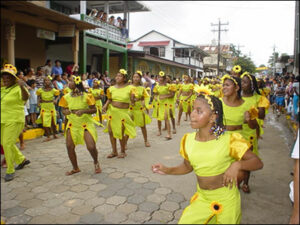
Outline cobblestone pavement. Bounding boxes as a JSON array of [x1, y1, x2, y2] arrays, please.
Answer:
[[0, 112, 295, 224]]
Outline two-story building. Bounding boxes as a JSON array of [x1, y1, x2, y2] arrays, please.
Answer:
[[1, 1, 150, 76], [198, 43, 232, 76], [128, 30, 209, 78]]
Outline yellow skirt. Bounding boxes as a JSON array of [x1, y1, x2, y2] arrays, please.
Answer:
[[179, 95, 192, 113], [131, 101, 151, 128], [104, 105, 136, 140], [64, 113, 98, 146], [179, 185, 241, 224], [242, 124, 258, 156], [36, 103, 56, 128], [155, 99, 172, 121]]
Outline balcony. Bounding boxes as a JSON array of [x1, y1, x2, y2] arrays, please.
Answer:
[[174, 57, 203, 68], [70, 14, 127, 46]]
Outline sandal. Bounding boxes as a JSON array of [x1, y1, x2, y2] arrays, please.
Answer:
[[15, 159, 30, 170], [117, 152, 127, 158], [242, 184, 251, 193], [94, 162, 102, 174], [145, 141, 151, 147], [65, 168, 81, 176], [107, 153, 118, 158]]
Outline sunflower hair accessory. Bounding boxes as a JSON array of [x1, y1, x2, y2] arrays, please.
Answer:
[[47, 75, 53, 81], [74, 76, 82, 85], [119, 69, 127, 75], [232, 65, 242, 73], [136, 70, 142, 76], [194, 85, 212, 96], [241, 71, 252, 81], [159, 71, 165, 77], [203, 94, 214, 111], [1, 64, 18, 79], [221, 74, 238, 86]]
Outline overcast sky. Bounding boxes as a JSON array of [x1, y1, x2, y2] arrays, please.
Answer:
[[123, 1, 295, 67]]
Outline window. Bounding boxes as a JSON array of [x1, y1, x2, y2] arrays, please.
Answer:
[[144, 46, 165, 57], [159, 47, 165, 57], [144, 47, 150, 55]]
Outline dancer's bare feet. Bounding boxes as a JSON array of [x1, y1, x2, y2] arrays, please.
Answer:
[[117, 152, 127, 158], [165, 135, 172, 140], [65, 168, 81, 176], [94, 162, 101, 174], [172, 129, 176, 134], [157, 131, 162, 136], [145, 141, 151, 147], [43, 137, 52, 142], [20, 144, 25, 150], [107, 152, 118, 158]]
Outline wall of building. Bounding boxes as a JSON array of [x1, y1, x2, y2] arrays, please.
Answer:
[[130, 31, 174, 61], [109, 56, 120, 77], [1, 23, 47, 70], [46, 43, 73, 64], [129, 57, 188, 79]]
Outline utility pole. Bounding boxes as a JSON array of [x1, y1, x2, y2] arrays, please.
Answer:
[[211, 18, 229, 76], [237, 44, 244, 57]]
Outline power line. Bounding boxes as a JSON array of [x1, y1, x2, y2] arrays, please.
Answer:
[[211, 18, 229, 76]]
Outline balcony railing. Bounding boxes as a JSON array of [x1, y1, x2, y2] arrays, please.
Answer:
[[174, 57, 203, 68], [70, 14, 127, 46]]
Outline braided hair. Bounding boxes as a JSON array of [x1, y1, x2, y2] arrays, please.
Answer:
[[196, 94, 225, 137], [250, 74, 261, 95]]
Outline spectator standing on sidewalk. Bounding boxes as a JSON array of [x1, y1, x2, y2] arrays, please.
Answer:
[[36, 66, 45, 89], [28, 80, 39, 128], [42, 59, 52, 76], [51, 60, 63, 76]]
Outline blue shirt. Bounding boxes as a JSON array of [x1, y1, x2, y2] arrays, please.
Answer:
[[88, 79, 94, 87], [51, 66, 63, 75]]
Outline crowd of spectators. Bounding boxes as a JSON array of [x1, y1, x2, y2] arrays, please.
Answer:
[[88, 9, 128, 38]]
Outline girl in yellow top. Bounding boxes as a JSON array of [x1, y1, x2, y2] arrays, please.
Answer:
[[36, 76, 60, 142], [152, 71, 176, 140], [58, 76, 101, 175], [166, 75, 177, 134], [240, 72, 269, 193], [131, 71, 151, 147], [152, 94, 263, 224], [177, 75, 194, 126], [88, 80, 104, 124], [1, 64, 31, 182], [221, 75, 258, 135], [102, 69, 137, 158]]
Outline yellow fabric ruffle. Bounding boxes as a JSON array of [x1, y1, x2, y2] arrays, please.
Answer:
[[248, 106, 259, 120], [258, 95, 270, 109], [179, 133, 189, 160], [229, 132, 251, 161]]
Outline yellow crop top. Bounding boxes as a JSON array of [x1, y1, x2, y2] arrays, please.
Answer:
[[179, 132, 250, 176], [134, 86, 149, 99], [221, 98, 247, 126], [106, 85, 136, 103], [89, 88, 104, 98], [36, 88, 60, 101], [153, 84, 175, 95], [59, 92, 95, 110], [180, 83, 194, 92]]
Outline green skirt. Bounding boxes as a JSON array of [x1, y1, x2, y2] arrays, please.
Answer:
[[104, 105, 136, 140], [179, 185, 241, 224]]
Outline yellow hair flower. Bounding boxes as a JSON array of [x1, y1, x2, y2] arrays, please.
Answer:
[[74, 76, 82, 85], [210, 201, 223, 215], [221, 74, 238, 86], [241, 71, 252, 81], [232, 65, 242, 73], [47, 75, 53, 81], [119, 69, 127, 75], [136, 70, 142, 76], [97, 80, 101, 85], [194, 85, 212, 96], [159, 71, 165, 77]]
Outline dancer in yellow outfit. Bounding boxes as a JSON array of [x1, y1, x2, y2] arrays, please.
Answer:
[[177, 75, 194, 125], [102, 69, 137, 158], [166, 75, 177, 134], [131, 71, 151, 147], [36, 76, 60, 141], [240, 72, 269, 193], [221, 74, 258, 135], [89, 80, 104, 124], [152, 93, 263, 224], [152, 71, 176, 140], [59, 76, 101, 175], [1, 64, 31, 182]]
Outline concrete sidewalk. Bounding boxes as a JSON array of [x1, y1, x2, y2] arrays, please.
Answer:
[[1, 111, 295, 224]]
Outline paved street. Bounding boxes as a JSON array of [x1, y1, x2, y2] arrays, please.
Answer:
[[1, 111, 295, 224]]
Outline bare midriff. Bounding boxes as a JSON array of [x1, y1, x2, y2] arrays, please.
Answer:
[[225, 125, 243, 131], [182, 91, 192, 96], [197, 173, 224, 190], [41, 100, 53, 103], [112, 101, 129, 109], [159, 94, 170, 100]]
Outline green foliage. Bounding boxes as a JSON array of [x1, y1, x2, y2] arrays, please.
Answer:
[[259, 64, 266, 67], [233, 56, 256, 74]]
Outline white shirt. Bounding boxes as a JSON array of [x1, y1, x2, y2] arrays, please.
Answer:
[[291, 130, 299, 159]]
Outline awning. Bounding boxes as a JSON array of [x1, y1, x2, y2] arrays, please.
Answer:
[[127, 44, 133, 49], [1, 1, 98, 32], [138, 41, 170, 47]]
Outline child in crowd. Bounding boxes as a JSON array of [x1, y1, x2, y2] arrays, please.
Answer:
[[28, 80, 39, 128], [89, 80, 105, 124], [152, 94, 263, 224]]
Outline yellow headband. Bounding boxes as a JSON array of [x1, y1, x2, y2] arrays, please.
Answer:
[[203, 95, 214, 111], [232, 65, 242, 73], [119, 69, 127, 75], [241, 72, 252, 81], [74, 76, 82, 85], [159, 71, 165, 77], [136, 70, 142, 76], [221, 74, 238, 86]]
